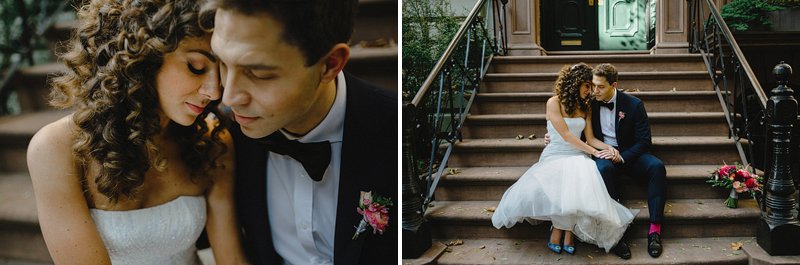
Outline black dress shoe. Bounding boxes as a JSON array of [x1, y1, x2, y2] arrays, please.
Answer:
[[611, 241, 631, 259], [648, 232, 663, 258]]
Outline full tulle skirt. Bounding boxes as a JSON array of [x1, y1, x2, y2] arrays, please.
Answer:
[[490, 154, 637, 252]]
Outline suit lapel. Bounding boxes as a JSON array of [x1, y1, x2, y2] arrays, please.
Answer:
[[333, 73, 368, 265], [615, 90, 623, 133]]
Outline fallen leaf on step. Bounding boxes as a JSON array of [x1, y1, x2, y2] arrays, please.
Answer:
[[730, 242, 743, 250], [448, 168, 461, 175], [671, 88, 677, 92], [444, 247, 453, 253], [447, 240, 464, 246], [515, 135, 524, 140], [479, 245, 486, 249], [528, 134, 536, 140], [483, 207, 496, 213], [587, 255, 593, 259], [629, 88, 640, 92]]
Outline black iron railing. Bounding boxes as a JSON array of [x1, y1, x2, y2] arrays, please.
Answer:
[[689, 0, 768, 172], [402, 0, 507, 233]]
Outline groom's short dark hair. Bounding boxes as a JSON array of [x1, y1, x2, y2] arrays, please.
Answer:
[[212, 0, 358, 66], [593, 63, 619, 84]]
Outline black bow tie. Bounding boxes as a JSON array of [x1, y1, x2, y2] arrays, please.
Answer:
[[599, 101, 614, 110], [257, 132, 331, 181]]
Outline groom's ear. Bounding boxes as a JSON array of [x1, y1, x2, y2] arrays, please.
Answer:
[[611, 81, 619, 89], [319, 43, 350, 83]]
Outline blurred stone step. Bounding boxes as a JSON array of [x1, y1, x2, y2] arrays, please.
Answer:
[[353, 0, 397, 45], [471, 91, 724, 114], [11, 63, 66, 113], [433, 237, 753, 265], [0, 173, 50, 263], [462, 112, 728, 138], [490, 54, 706, 73], [424, 199, 760, 239], [0, 110, 71, 173], [480, 71, 713, 93], [447, 136, 740, 167], [346, 45, 397, 91], [436, 165, 728, 201]]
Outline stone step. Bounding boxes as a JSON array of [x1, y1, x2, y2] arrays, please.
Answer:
[[471, 91, 724, 114], [462, 112, 729, 139], [447, 136, 740, 167], [424, 199, 760, 239], [0, 110, 71, 173], [436, 165, 729, 201], [432, 237, 754, 265], [11, 63, 66, 113], [352, 0, 397, 45], [490, 54, 706, 73], [0, 173, 50, 263], [345, 45, 398, 91], [480, 71, 713, 93]]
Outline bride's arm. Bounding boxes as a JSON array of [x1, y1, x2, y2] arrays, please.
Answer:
[[27, 118, 112, 265], [205, 128, 251, 265], [545, 97, 601, 156], [584, 112, 619, 160]]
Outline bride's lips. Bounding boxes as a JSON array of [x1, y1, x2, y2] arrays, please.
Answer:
[[186, 102, 205, 114], [233, 113, 258, 124]]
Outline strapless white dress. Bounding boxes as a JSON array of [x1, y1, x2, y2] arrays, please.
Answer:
[[491, 118, 637, 252], [90, 196, 206, 265]]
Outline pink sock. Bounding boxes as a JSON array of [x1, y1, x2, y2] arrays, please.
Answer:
[[649, 223, 661, 235]]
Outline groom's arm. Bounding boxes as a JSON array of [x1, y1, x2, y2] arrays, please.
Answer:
[[620, 101, 652, 163]]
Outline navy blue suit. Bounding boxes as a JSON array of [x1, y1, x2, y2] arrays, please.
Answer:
[[230, 73, 398, 265], [591, 90, 666, 223]]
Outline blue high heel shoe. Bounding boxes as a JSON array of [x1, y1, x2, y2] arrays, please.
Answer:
[[547, 226, 562, 254], [563, 244, 575, 255], [547, 241, 562, 254]]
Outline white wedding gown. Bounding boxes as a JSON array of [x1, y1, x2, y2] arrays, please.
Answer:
[[90, 195, 206, 265], [491, 118, 637, 252]]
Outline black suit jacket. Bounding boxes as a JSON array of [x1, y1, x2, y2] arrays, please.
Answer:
[[591, 90, 652, 162], [231, 72, 398, 265]]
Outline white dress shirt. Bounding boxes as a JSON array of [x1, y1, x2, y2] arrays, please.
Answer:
[[600, 89, 618, 147], [267, 72, 347, 265]]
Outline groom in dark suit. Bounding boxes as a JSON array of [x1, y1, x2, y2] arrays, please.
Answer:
[[209, 1, 397, 264], [590, 63, 666, 259]]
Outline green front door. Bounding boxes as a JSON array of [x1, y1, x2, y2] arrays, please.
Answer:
[[598, 0, 647, 50]]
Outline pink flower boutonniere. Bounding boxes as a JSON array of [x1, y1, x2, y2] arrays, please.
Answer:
[[618, 111, 626, 121], [352, 191, 393, 240]]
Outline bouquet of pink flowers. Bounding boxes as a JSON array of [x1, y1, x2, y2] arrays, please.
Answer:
[[707, 162, 764, 208]]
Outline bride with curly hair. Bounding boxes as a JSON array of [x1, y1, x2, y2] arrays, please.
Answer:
[[491, 63, 637, 255], [27, 0, 247, 264]]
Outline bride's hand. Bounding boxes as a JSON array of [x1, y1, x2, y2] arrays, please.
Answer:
[[595, 149, 616, 160]]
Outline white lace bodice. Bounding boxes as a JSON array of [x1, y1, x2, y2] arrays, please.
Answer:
[[90, 196, 206, 265], [540, 117, 586, 160]]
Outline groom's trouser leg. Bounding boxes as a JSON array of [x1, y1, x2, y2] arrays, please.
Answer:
[[595, 158, 621, 200], [623, 153, 667, 223]]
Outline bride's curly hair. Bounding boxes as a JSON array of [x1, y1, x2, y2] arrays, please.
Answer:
[[49, 0, 222, 202], [554, 63, 592, 116]]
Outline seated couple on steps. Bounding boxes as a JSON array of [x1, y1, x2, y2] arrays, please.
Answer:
[[491, 63, 666, 259]]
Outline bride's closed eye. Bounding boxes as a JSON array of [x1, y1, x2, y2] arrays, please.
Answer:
[[187, 63, 206, 75]]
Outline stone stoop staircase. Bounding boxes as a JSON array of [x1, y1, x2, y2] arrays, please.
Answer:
[[419, 52, 762, 264], [0, 0, 397, 263]]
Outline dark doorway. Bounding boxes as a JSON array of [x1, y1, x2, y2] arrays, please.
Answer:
[[541, 0, 599, 51]]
